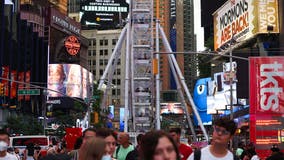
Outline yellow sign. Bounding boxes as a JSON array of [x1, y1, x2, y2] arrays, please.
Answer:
[[213, 0, 279, 51]]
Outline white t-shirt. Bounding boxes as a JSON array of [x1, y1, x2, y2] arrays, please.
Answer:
[[0, 152, 19, 160], [251, 155, 260, 160], [187, 145, 234, 160]]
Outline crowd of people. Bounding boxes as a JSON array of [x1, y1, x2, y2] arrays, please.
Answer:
[[0, 117, 283, 160]]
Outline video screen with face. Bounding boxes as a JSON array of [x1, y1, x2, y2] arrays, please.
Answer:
[[160, 103, 184, 114], [47, 64, 93, 99]]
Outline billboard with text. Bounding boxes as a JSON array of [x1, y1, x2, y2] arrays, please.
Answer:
[[213, 0, 279, 51], [249, 57, 284, 159], [80, 0, 129, 30]]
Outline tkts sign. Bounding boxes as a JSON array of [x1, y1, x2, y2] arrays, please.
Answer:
[[250, 57, 284, 114], [250, 57, 284, 159]]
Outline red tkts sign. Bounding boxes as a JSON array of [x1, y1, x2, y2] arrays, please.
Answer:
[[250, 57, 284, 159]]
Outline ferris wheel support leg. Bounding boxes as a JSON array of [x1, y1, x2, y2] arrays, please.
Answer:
[[124, 23, 132, 132], [159, 26, 209, 142], [98, 25, 128, 90]]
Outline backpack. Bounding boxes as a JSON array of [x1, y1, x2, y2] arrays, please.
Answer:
[[193, 149, 240, 160]]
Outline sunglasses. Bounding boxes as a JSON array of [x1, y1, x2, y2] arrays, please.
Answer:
[[213, 126, 230, 135]]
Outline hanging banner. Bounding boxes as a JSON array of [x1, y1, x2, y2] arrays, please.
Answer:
[[249, 56, 284, 159]]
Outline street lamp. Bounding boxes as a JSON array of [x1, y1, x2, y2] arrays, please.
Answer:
[[229, 36, 237, 120], [42, 89, 48, 135]]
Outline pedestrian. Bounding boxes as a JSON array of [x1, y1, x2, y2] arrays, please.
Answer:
[[125, 133, 144, 160], [169, 127, 193, 160], [70, 127, 96, 160], [0, 129, 18, 160], [140, 130, 180, 160], [79, 137, 106, 160], [96, 128, 117, 159], [246, 142, 259, 160], [266, 144, 284, 160], [113, 132, 134, 160], [187, 117, 238, 160], [235, 142, 244, 158]]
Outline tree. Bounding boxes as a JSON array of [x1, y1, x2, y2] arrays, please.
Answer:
[[5, 115, 43, 135]]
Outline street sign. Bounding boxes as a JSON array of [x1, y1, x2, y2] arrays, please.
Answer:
[[93, 95, 100, 99], [18, 89, 40, 95]]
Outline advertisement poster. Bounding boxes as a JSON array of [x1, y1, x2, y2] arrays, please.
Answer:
[[213, 0, 279, 51], [48, 64, 93, 99], [1, 66, 9, 97], [160, 103, 184, 114], [25, 71, 31, 101], [18, 72, 24, 101], [80, 0, 129, 30], [249, 57, 284, 159], [10, 70, 17, 98]]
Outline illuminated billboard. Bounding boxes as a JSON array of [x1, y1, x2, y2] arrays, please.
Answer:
[[160, 103, 184, 114], [193, 63, 237, 125], [80, 0, 129, 30], [249, 57, 284, 159], [213, 0, 279, 51], [47, 64, 93, 99]]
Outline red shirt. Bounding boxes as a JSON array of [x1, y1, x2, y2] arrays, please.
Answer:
[[179, 143, 193, 160]]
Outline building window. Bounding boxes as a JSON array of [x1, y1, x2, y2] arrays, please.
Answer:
[[99, 59, 104, 65], [112, 39, 118, 45], [116, 69, 121, 75], [92, 60, 96, 65], [100, 40, 104, 46], [100, 69, 104, 75], [104, 59, 108, 65], [92, 70, 96, 75], [92, 50, 96, 56], [88, 50, 92, 56], [117, 59, 121, 65], [112, 89, 116, 95], [100, 50, 104, 56], [117, 89, 120, 95], [117, 79, 121, 85], [104, 49, 108, 56], [104, 39, 108, 45], [88, 60, 91, 66]]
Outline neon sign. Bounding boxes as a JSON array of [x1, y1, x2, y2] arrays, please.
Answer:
[[64, 36, 81, 56]]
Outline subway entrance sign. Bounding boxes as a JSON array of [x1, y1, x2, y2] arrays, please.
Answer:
[[18, 89, 40, 95]]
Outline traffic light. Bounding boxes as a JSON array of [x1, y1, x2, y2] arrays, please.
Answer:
[[0, 83, 4, 96], [94, 112, 99, 124]]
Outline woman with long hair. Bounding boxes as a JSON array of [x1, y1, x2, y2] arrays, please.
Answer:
[[139, 130, 180, 160], [79, 137, 106, 160]]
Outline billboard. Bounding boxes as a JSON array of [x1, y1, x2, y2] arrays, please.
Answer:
[[249, 57, 284, 159], [193, 65, 237, 125], [47, 64, 93, 99], [213, 0, 279, 51], [80, 0, 129, 30], [160, 103, 184, 114]]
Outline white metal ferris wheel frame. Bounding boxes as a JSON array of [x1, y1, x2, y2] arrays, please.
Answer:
[[98, 0, 208, 141]]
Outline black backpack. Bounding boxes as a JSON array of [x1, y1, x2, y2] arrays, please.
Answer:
[[193, 149, 239, 160]]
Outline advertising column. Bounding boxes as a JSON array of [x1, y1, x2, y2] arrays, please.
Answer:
[[249, 57, 284, 159]]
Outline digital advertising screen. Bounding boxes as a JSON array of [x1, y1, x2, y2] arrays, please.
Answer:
[[249, 57, 284, 159], [80, 0, 129, 30], [160, 103, 184, 114], [47, 64, 93, 99]]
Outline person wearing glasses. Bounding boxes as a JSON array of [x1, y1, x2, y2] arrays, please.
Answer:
[[187, 117, 237, 160]]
